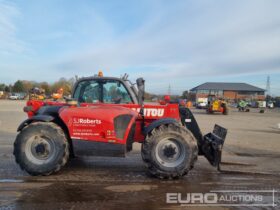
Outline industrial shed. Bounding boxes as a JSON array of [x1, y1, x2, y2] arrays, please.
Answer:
[[190, 82, 265, 101]]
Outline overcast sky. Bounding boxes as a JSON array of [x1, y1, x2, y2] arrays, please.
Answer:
[[0, 0, 280, 95]]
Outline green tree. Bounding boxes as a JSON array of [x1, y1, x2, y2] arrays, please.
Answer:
[[0, 83, 5, 91], [40, 82, 51, 95], [181, 90, 189, 99], [13, 80, 25, 92], [4, 86, 10, 92], [52, 77, 72, 96], [22, 80, 34, 93], [68, 77, 76, 88]]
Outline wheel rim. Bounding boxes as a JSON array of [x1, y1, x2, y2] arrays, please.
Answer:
[[155, 138, 186, 167], [25, 135, 57, 164]]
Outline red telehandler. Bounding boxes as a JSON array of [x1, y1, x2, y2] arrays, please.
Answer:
[[14, 73, 227, 179]]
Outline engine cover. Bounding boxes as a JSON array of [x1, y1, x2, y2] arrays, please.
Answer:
[[59, 105, 138, 145]]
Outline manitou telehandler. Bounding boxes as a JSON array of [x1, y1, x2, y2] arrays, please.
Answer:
[[14, 72, 227, 179]]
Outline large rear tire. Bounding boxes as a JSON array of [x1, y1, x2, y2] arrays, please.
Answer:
[[14, 122, 69, 176], [141, 124, 198, 179]]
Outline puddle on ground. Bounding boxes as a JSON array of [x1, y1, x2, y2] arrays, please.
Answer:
[[105, 184, 158, 192], [0, 191, 23, 207], [0, 173, 279, 210], [0, 179, 24, 183]]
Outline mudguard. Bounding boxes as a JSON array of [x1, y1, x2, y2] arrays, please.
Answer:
[[17, 115, 54, 132], [143, 118, 179, 135]]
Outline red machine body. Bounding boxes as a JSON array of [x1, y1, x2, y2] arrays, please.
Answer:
[[24, 100, 180, 146]]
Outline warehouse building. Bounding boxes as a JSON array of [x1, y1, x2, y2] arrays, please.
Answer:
[[190, 82, 265, 102]]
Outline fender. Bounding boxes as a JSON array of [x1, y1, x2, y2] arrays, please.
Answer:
[[17, 115, 54, 132], [143, 118, 179, 135]]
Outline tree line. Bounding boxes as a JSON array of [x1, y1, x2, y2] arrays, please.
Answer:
[[0, 77, 191, 100], [0, 77, 76, 96]]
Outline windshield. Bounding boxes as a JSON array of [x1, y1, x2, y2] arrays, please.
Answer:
[[73, 79, 133, 104]]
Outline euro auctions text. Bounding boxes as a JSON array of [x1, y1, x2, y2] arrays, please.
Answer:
[[166, 190, 277, 207]]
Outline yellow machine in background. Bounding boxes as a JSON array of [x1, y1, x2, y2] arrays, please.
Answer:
[[52, 88, 64, 100], [206, 95, 228, 115], [29, 87, 45, 100], [212, 100, 220, 110]]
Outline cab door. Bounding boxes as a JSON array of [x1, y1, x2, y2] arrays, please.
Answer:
[[102, 80, 133, 104]]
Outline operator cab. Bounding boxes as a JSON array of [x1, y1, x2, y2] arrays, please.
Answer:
[[72, 75, 139, 105]]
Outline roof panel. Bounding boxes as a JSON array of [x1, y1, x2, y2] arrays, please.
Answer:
[[190, 82, 265, 92]]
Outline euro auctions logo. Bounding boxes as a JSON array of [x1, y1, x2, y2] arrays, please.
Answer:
[[166, 193, 218, 204], [166, 190, 277, 207]]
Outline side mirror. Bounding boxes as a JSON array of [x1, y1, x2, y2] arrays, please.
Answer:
[[136, 78, 145, 106]]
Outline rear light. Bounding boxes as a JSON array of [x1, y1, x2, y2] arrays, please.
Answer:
[[23, 106, 34, 112], [164, 95, 170, 103], [159, 100, 167, 105]]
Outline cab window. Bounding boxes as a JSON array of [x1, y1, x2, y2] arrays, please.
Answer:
[[74, 80, 100, 103], [103, 81, 132, 104], [73, 80, 132, 104]]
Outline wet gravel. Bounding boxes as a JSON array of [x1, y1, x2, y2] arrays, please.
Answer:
[[0, 100, 279, 209]]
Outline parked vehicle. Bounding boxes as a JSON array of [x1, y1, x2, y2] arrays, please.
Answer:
[[237, 100, 250, 112], [196, 98, 208, 109], [267, 101, 274, 109], [206, 95, 228, 115], [9, 93, 19, 100], [29, 87, 46, 100]]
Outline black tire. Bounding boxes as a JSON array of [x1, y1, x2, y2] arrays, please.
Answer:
[[13, 122, 69, 175], [141, 124, 198, 179], [206, 108, 213, 114], [223, 105, 229, 115]]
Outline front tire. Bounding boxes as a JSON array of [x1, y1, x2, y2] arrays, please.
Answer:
[[141, 124, 198, 179], [207, 108, 213, 114], [14, 122, 69, 175], [222, 104, 229, 115]]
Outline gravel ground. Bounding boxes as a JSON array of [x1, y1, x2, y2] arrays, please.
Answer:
[[0, 100, 279, 209]]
